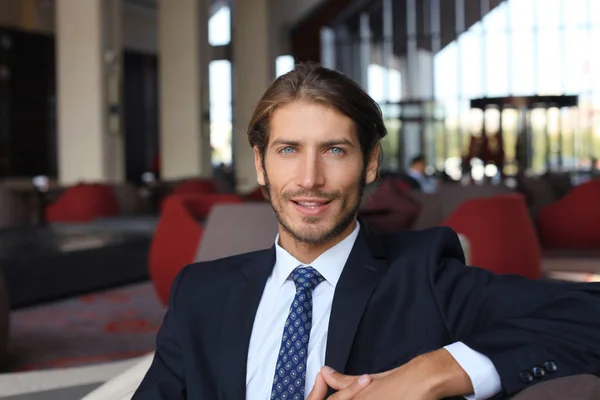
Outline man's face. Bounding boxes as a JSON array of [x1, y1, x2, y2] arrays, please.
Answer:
[[412, 161, 425, 174], [254, 101, 378, 245]]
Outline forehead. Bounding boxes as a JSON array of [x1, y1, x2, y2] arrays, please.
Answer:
[[269, 101, 357, 143]]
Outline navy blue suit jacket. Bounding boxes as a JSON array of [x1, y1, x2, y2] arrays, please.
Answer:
[[133, 226, 600, 399]]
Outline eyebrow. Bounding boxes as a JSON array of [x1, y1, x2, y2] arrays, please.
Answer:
[[270, 138, 355, 148]]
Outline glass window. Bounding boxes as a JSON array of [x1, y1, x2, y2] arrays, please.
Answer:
[[563, 29, 590, 94], [560, 107, 577, 170], [458, 30, 483, 98], [209, 5, 231, 46], [434, 43, 458, 101], [590, 0, 600, 26], [563, 0, 588, 28], [534, 0, 561, 31], [368, 64, 402, 103], [276, 55, 295, 77], [482, 2, 508, 32], [209, 60, 232, 165], [368, 65, 385, 103], [509, 30, 535, 95], [485, 32, 509, 96], [507, 0, 535, 33], [530, 108, 549, 174], [590, 28, 600, 94], [536, 29, 563, 95]]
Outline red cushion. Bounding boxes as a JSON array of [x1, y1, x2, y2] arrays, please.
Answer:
[[172, 179, 217, 195], [148, 193, 244, 305], [359, 177, 421, 233], [45, 183, 120, 222], [443, 194, 541, 279], [537, 179, 600, 249], [149, 196, 203, 306], [180, 193, 244, 219]]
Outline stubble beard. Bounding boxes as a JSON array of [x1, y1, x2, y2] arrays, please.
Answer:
[[261, 168, 366, 246]]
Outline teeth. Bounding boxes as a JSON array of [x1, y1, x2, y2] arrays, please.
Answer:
[[298, 202, 322, 207]]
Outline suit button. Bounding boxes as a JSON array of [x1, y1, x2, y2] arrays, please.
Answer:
[[532, 366, 546, 378], [543, 361, 558, 373], [519, 370, 534, 384]]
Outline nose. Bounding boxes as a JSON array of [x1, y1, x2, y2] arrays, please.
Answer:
[[296, 151, 326, 189]]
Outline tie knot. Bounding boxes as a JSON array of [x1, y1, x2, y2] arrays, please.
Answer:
[[290, 266, 325, 292]]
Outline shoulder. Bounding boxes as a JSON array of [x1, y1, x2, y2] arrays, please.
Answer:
[[173, 248, 272, 296], [379, 226, 465, 264]]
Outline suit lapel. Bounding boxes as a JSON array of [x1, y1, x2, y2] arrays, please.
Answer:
[[325, 224, 387, 373], [217, 248, 274, 400]]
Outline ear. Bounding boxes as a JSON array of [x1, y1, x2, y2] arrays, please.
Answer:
[[253, 146, 266, 186], [365, 145, 380, 185]]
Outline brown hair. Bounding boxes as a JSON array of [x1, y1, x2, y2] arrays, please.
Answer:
[[247, 62, 387, 165]]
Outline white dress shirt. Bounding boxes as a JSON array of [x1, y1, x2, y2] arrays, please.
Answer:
[[245, 223, 501, 399]]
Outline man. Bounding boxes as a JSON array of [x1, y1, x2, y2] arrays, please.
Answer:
[[133, 64, 600, 399], [405, 154, 436, 192]]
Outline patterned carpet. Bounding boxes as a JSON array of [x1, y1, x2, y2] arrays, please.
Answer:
[[7, 282, 164, 372]]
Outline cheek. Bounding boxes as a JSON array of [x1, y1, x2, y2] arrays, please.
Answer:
[[326, 162, 363, 188], [264, 162, 292, 191]]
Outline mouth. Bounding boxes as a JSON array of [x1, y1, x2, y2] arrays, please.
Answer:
[[290, 198, 332, 216]]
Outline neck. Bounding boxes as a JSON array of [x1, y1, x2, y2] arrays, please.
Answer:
[[277, 220, 357, 264]]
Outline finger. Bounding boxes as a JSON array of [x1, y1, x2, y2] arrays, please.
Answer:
[[307, 372, 328, 400], [328, 374, 371, 400], [320, 367, 358, 390]]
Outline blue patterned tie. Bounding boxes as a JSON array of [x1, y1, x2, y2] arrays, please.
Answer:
[[270, 266, 325, 400]]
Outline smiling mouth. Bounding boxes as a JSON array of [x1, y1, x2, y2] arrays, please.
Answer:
[[290, 199, 332, 215], [291, 200, 331, 207]]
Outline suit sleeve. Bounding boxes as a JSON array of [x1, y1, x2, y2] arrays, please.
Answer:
[[132, 266, 189, 399], [426, 227, 600, 397]]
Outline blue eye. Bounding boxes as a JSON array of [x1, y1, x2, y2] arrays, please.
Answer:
[[280, 147, 295, 154], [329, 147, 344, 155]]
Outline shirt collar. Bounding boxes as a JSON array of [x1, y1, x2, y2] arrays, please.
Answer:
[[273, 222, 360, 289]]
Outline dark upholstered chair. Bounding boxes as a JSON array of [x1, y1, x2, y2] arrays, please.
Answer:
[[0, 184, 28, 230], [359, 177, 421, 233], [409, 190, 444, 230], [509, 374, 600, 400]]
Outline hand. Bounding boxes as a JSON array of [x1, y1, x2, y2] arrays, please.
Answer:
[[306, 371, 371, 400], [309, 349, 473, 399], [318, 365, 434, 400]]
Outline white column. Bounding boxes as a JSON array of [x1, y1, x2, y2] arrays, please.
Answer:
[[56, 0, 124, 185], [232, 0, 275, 193], [158, 0, 211, 180]]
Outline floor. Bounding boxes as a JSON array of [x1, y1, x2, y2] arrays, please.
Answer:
[[7, 282, 163, 372]]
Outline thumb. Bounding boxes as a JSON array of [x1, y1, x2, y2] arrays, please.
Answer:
[[306, 372, 328, 400], [320, 367, 358, 391]]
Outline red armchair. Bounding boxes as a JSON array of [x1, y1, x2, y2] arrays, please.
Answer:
[[45, 183, 120, 222], [172, 179, 217, 195], [443, 194, 541, 279], [148, 193, 243, 305], [537, 179, 600, 249]]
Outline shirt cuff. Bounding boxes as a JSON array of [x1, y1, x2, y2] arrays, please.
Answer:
[[443, 341, 502, 400]]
